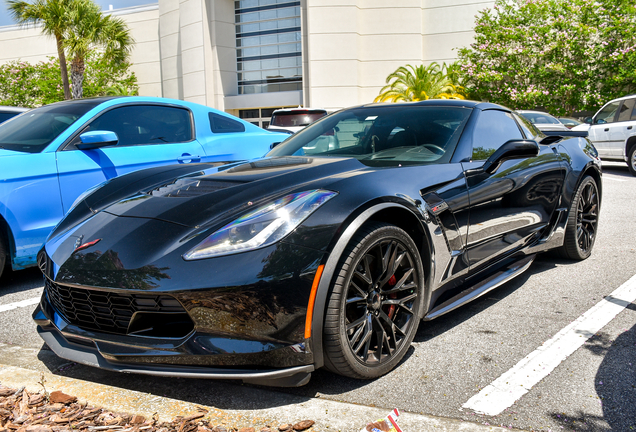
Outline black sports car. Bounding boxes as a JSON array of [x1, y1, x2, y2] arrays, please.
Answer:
[[34, 100, 601, 386]]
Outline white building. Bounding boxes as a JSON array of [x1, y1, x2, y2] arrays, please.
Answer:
[[0, 0, 494, 127]]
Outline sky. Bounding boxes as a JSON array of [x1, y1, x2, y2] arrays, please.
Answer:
[[0, 0, 158, 27]]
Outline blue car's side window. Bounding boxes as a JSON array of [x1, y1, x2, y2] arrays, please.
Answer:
[[70, 105, 193, 148], [209, 113, 246, 133]]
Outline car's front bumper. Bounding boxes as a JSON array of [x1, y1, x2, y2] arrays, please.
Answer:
[[34, 303, 314, 387]]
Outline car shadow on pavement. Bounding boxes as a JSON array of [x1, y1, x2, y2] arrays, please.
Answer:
[[601, 162, 631, 178], [413, 253, 562, 344], [0, 267, 44, 295], [545, 317, 636, 431]]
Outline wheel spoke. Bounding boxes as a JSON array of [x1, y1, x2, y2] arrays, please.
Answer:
[[347, 315, 366, 332], [352, 314, 373, 357], [346, 296, 366, 305], [378, 310, 399, 343], [373, 315, 392, 359], [350, 280, 368, 298], [347, 315, 368, 348], [382, 269, 415, 294]]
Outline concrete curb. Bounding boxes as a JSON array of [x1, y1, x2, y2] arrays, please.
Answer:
[[0, 361, 521, 432]]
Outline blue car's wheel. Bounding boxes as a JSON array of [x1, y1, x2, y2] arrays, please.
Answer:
[[323, 222, 423, 379], [0, 232, 7, 280]]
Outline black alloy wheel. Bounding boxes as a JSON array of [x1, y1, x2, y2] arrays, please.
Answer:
[[323, 222, 424, 379], [559, 176, 599, 260]]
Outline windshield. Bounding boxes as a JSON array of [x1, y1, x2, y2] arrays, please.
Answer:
[[268, 105, 472, 167], [520, 112, 561, 125], [0, 102, 98, 153], [270, 111, 327, 127]]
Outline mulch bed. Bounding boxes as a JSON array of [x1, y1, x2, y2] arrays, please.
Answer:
[[0, 385, 315, 432]]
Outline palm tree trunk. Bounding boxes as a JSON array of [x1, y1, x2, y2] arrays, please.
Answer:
[[70, 56, 85, 99], [55, 34, 71, 100]]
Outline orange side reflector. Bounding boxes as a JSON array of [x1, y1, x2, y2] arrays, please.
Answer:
[[304, 264, 325, 339]]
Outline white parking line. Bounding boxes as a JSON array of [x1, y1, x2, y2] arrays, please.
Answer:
[[462, 273, 636, 416], [0, 296, 41, 313], [603, 176, 626, 182]]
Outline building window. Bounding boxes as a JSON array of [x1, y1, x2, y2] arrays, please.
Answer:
[[235, 0, 302, 95]]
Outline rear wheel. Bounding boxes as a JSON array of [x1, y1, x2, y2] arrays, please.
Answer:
[[628, 144, 636, 177], [323, 222, 424, 379], [558, 176, 599, 260]]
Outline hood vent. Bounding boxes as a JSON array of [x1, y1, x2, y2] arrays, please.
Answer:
[[150, 178, 243, 198]]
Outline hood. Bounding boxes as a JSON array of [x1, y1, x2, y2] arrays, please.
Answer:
[[102, 156, 367, 228], [0, 148, 27, 157]]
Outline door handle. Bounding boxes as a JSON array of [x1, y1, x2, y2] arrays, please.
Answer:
[[628, 126, 633, 130], [178, 154, 201, 163], [604, 128, 609, 131]]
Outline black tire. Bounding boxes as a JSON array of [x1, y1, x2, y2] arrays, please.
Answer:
[[323, 222, 424, 379], [558, 176, 600, 260], [0, 232, 6, 280], [628, 144, 636, 177]]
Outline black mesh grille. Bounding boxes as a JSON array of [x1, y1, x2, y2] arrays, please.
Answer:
[[44, 278, 186, 335]]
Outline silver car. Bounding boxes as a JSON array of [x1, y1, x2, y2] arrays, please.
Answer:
[[517, 110, 570, 132]]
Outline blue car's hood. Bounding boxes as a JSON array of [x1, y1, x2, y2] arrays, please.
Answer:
[[0, 148, 28, 157]]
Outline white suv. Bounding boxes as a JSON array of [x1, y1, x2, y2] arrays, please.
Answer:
[[574, 94, 636, 175]]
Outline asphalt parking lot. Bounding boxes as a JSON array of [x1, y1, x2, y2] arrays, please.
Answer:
[[1, 161, 634, 432]]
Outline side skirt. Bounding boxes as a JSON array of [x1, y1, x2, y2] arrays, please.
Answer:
[[424, 254, 536, 321]]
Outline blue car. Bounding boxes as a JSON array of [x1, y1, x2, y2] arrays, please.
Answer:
[[0, 96, 287, 278]]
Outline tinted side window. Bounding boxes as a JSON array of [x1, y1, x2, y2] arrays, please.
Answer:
[[512, 113, 540, 140], [209, 113, 246, 133], [595, 101, 620, 124], [618, 99, 636, 122], [83, 105, 193, 147], [471, 110, 523, 160]]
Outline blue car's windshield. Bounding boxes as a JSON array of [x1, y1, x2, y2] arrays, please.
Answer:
[[267, 105, 472, 167], [0, 101, 99, 153]]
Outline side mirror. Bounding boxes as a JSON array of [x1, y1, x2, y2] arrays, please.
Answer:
[[584, 117, 593, 124], [482, 139, 539, 174], [77, 130, 118, 150]]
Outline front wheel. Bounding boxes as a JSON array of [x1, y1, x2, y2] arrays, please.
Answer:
[[628, 144, 636, 177], [0, 233, 7, 280], [558, 176, 599, 260], [323, 222, 424, 379]]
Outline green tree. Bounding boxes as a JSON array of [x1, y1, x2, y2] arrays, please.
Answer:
[[6, 0, 134, 100], [458, 0, 636, 115], [63, 0, 133, 99], [0, 54, 138, 107], [374, 63, 466, 103], [7, 0, 74, 100]]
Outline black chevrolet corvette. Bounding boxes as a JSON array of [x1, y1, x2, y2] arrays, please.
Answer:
[[34, 100, 601, 386]]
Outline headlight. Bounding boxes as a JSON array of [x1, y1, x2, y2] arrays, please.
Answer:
[[183, 189, 337, 260]]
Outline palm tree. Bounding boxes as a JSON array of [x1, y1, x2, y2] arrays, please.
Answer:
[[374, 63, 466, 103], [7, 0, 74, 100], [64, 0, 133, 99]]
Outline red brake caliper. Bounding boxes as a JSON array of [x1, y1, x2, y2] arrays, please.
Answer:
[[386, 275, 397, 318]]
